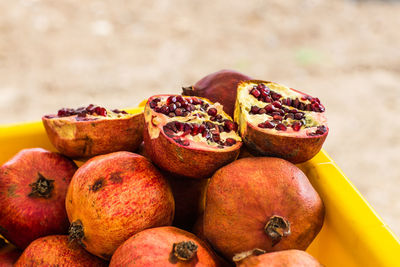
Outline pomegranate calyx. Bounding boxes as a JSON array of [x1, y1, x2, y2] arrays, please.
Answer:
[[68, 220, 86, 248], [232, 248, 267, 263], [182, 86, 195, 96], [28, 173, 55, 199], [264, 215, 291, 246], [172, 241, 198, 261]]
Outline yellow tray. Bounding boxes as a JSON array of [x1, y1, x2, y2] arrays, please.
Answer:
[[1, 106, 399, 266]]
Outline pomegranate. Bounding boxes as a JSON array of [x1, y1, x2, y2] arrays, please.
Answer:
[[234, 80, 328, 163], [182, 69, 252, 117], [144, 95, 242, 179], [233, 249, 323, 267], [203, 157, 324, 260], [42, 104, 144, 159], [0, 148, 77, 249], [14, 235, 107, 266], [0, 238, 21, 267], [66, 151, 175, 260], [110, 226, 220, 267]]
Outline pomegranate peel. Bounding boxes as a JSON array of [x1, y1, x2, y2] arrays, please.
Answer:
[[42, 104, 144, 159], [235, 80, 328, 163]]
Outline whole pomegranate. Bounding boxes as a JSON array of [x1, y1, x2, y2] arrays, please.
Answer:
[[66, 151, 175, 260], [14, 235, 107, 267], [203, 157, 324, 260], [110, 226, 220, 267], [144, 95, 242, 179], [42, 104, 144, 159], [233, 249, 323, 267], [0, 148, 77, 249], [182, 69, 252, 117], [235, 80, 328, 163], [0, 238, 21, 267]]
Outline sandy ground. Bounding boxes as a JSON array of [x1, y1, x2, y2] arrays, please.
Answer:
[[0, 0, 400, 236]]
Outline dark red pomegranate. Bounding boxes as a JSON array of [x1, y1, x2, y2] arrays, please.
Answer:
[[66, 152, 175, 260], [42, 104, 144, 159], [203, 157, 324, 260], [0, 238, 21, 267], [0, 148, 77, 249], [233, 249, 323, 267], [143, 95, 242, 179], [182, 69, 252, 117], [234, 80, 328, 163], [14, 235, 107, 267], [110, 226, 220, 267]]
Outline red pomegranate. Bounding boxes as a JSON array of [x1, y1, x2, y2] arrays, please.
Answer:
[[66, 151, 175, 260], [182, 69, 252, 117], [110, 226, 220, 267], [0, 238, 21, 267], [234, 80, 328, 163], [14, 235, 107, 266], [42, 104, 144, 159], [0, 148, 77, 249], [203, 157, 324, 260], [233, 249, 323, 267], [144, 95, 242, 179]]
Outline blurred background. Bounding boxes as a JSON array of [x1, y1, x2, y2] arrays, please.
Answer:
[[0, 0, 399, 236]]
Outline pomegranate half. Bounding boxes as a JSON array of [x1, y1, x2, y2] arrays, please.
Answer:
[[0, 148, 77, 249], [42, 104, 144, 159], [110, 226, 220, 267], [182, 69, 252, 117], [66, 151, 175, 260], [144, 95, 242, 179], [203, 157, 324, 260], [235, 80, 328, 163], [14, 235, 107, 267]]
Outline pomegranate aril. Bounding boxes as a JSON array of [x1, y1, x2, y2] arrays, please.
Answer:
[[206, 122, 214, 129], [292, 122, 301, 131], [259, 121, 275, 129], [263, 96, 272, 103], [250, 88, 261, 98], [298, 102, 305, 110], [265, 104, 275, 113], [175, 108, 183, 116], [284, 98, 292, 106], [258, 108, 266, 114], [272, 101, 282, 108], [273, 114, 283, 121], [159, 105, 169, 115], [150, 100, 158, 108], [176, 95, 185, 103], [173, 137, 190, 146], [315, 125, 327, 135], [212, 134, 221, 142], [275, 123, 287, 131], [175, 102, 182, 108], [294, 113, 304, 120], [186, 104, 195, 112], [289, 109, 298, 113], [207, 108, 218, 116], [225, 138, 237, 146], [191, 124, 200, 136], [305, 104, 312, 111], [285, 113, 295, 120], [199, 124, 206, 134], [167, 96, 177, 105], [250, 106, 260, 114], [168, 113, 175, 117], [163, 127, 175, 137], [224, 120, 238, 132], [260, 90, 269, 98], [257, 83, 266, 90], [191, 97, 203, 105], [175, 121, 184, 132], [292, 98, 300, 108], [168, 103, 176, 112], [271, 92, 282, 100]]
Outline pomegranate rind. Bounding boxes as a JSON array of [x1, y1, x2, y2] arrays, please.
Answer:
[[0, 239, 21, 266], [0, 148, 77, 250], [234, 249, 323, 267], [42, 112, 144, 159], [203, 157, 325, 260], [183, 69, 252, 117], [14, 235, 107, 267], [109, 226, 220, 267], [235, 80, 328, 163], [65, 151, 175, 260], [144, 95, 242, 179]]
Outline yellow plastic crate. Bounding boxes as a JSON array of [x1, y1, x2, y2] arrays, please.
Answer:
[[1, 106, 399, 266]]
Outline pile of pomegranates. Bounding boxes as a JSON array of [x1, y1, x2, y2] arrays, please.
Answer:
[[0, 69, 330, 266]]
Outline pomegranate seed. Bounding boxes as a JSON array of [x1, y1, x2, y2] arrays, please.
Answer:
[[176, 95, 185, 103], [258, 122, 266, 128], [163, 127, 175, 137], [285, 98, 292, 106], [149, 100, 158, 108], [160, 105, 169, 115], [260, 90, 269, 98], [206, 122, 214, 129], [294, 112, 304, 120], [273, 114, 283, 121], [292, 98, 299, 108], [207, 108, 218, 116], [250, 88, 261, 98], [175, 102, 182, 108], [257, 83, 266, 90], [191, 124, 200, 136], [263, 96, 272, 103], [315, 125, 327, 135], [275, 123, 287, 131], [95, 107, 107, 116], [305, 104, 312, 111], [167, 96, 177, 105], [258, 108, 266, 114], [212, 134, 221, 142], [175, 108, 183, 116], [312, 103, 320, 112], [265, 104, 275, 113], [298, 103, 305, 110], [225, 138, 237, 146], [250, 106, 260, 114], [272, 101, 282, 108], [175, 121, 184, 131], [292, 122, 301, 131], [210, 116, 216, 121], [271, 92, 282, 100], [285, 113, 295, 120], [199, 124, 206, 134], [224, 120, 238, 132], [169, 103, 176, 112], [265, 121, 276, 128], [168, 113, 175, 117], [191, 98, 203, 105], [289, 109, 298, 113]]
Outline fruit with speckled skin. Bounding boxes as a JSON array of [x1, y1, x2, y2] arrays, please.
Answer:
[[0, 238, 21, 267], [0, 148, 77, 249], [66, 151, 175, 260], [233, 249, 323, 267], [110, 226, 220, 267], [42, 106, 144, 159], [182, 69, 252, 117], [14, 235, 106, 267], [203, 157, 324, 260]]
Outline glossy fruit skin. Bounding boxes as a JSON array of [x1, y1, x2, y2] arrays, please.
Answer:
[[42, 112, 144, 159], [110, 226, 220, 267], [66, 152, 175, 260], [203, 157, 324, 260], [235, 80, 328, 163], [144, 95, 242, 179], [183, 69, 252, 117], [234, 249, 323, 267], [0, 238, 21, 267], [0, 148, 77, 249], [14, 235, 107, 267]]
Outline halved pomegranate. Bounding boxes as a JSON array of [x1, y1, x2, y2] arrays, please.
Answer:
[[182, 69, 252, 117], [42, 104, 144, 159], [235, 80, 328, 163], [144, 95, 242, 179]]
